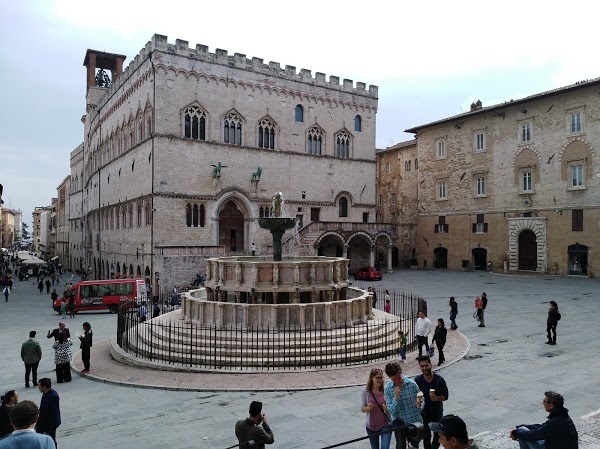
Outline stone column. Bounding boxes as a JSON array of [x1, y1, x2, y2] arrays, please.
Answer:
[[370, 245, 376, 267], [387, 245, 393, 273]]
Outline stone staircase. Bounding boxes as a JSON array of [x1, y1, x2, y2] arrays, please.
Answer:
[[281, 223, 321, 256], [119, 312, 410, 370]]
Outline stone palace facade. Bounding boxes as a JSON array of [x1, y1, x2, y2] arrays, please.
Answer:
[[68, 34, 391, 289]]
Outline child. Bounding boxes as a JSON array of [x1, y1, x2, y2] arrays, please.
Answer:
[[60, 299, 67, 319], [398, 330, 407, 362]]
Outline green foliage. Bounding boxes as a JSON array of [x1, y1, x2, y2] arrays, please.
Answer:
[[21, 222, 31, 240]]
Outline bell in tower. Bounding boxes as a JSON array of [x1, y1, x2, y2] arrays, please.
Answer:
[[83, 49, 127, 92]]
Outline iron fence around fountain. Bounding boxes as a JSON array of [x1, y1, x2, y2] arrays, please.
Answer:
[[116, 290, 423, 371]]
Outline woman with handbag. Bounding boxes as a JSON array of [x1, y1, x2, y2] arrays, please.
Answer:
[[360, 368, 392, 449]]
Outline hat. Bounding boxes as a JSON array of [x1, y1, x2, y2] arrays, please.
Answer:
[[249, 401, 263, 416], [429, 415, 468, 443]]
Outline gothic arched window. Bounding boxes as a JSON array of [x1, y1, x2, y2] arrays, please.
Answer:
[[224, 112, 242, 145], [335, 131, 350, 159], [258, 118, 276, 149], [307, 127, 323, 155], [184, 106, 206, 140]]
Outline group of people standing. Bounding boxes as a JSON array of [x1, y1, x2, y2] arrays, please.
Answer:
[[361, 360, 578, 449], [361, 359, 472, 449], [0, 322, 94, 447], [19, 321, 93, 388], [0, 379, 61, 448], [415, 312, 448, 367]]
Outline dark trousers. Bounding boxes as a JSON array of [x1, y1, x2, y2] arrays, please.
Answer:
[[417, 335, 429, 357], [547, 323, 557, 343], [25, 361, 39, 386], [436, 342, 445, 364], [449, 312, 457, 329], [82, 346, 91, 369], [48, 428, 57, 448], [421, 414, 441, 449], [56, 362, 72, 383]]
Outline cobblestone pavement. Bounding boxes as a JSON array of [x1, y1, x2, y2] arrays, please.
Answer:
[[1, 269, 599, 448]]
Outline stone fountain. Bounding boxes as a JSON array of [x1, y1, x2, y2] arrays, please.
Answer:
[[258, 192, 297, 261], [114, 192, 410, 370]]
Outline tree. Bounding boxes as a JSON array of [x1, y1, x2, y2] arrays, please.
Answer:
[[21, 222, 31, 240]]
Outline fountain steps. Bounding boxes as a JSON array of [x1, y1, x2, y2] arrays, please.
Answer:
[[121, 319, 402, 367]]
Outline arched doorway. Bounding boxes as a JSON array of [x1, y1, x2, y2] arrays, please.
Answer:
[[317, 234, 344, 257], [346, 233, 372, 273], [472, 248, 487, 271], [568, 244, 588, 276], [219, 201, 244, 252], [518, 230, 537, 270], [433, 247, 448, 269]]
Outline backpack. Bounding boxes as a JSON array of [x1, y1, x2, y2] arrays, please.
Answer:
[[556, 312, 561, 321], [474, 297, 483, 309]]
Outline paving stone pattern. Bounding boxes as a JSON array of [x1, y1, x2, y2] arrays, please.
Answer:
[[1, 270, 599, 448]]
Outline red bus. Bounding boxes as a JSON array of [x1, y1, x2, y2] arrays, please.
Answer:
[[53, 279, 147, 314]]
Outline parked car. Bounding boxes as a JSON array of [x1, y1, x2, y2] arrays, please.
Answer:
[[353, 267, 382, 281]]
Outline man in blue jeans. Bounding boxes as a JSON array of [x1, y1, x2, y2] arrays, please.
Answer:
[[416, 311, 432, 357], [384, 362, 422, 449], [510, 391, 578, 449]]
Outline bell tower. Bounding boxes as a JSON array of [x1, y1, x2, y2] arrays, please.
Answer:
[[83, 49, 127, 92]]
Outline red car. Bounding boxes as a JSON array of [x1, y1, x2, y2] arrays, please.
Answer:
[[353, 267, 382, 281]]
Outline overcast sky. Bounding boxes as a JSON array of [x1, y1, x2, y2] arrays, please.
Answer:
[[1, 0, 599, 227]]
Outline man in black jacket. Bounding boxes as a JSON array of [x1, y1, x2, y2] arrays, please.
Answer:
[[36, 378, 61, 447], [235, 401, 274, 449], [510, 391, 578, 449]]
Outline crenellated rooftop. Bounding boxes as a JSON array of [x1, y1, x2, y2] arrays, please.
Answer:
[[92, 34, 378, 123], [149, 34, 378, 97]]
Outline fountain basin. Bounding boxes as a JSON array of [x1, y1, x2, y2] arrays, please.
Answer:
[[183, 286, 372, 330], [204, 255, 348, 293]]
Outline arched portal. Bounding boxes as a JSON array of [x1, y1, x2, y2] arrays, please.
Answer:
[[433, 247, 448, 269], [219, 201, 245, 252], [518, 230, 537, 270], [346, 232, 372, 273], [472, 248, 487, 271], [317, 234, 344, 258]]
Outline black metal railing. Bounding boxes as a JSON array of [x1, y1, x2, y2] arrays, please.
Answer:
[[224, 421, 426, 449], [116, 289, 423, 370]]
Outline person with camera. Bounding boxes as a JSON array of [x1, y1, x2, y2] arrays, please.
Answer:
[[235, 401, 274, 449]]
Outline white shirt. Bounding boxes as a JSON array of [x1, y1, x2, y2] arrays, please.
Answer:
[[416, 316, 432, 336]]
